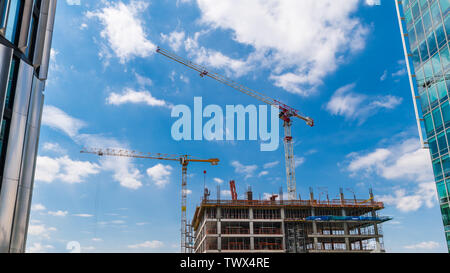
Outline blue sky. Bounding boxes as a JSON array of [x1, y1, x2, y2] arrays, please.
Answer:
[[26, 0, 447, 253]]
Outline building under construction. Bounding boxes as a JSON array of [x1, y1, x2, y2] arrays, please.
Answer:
[[191, 185, 392, 253]]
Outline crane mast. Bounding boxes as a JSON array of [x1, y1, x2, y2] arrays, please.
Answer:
[[80, 148, 219, 253], [156, 46, 314, 200]]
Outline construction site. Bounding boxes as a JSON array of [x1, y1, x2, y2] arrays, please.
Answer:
[[190, 184, 392, 253], [81, 47, 392, 253]]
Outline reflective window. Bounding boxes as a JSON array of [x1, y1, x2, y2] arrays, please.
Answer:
[[438, 81, 448, 101], [428, 31, 438, 56], [416, 19, 425, 42], [429, 85, 439, 107], [412, 2, 421, 20], [420, 0, 428, 11], [431, 1, 442, 25], [445, 15, 450, 40], [5, 58, 17, 109], [438, 132, 448, 153], [443, 155, 450, 177], [441, 46, 449, 70], [425, 113, 435, 136], [440, 0, 449, 15], [421, 90, 431, 113], [433, 107, 444, 132], [424, 60, 434, 78], [4, 0, 23, 44], [437, 181, 448, 201], [430, 136, 439, 157], [423, 10, 433, 33], [442, 101, 450, 125], [434, 159, 443, 180], [406, 8, 414, 30], [441, 204, 450, 226], [435, 24, 446, 48], [409, 27, 417, 47]]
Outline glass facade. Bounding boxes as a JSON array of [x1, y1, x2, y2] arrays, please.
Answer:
[[398, 0, 450, 252]]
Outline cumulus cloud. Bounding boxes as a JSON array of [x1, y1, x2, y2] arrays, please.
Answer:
[[27, 243, 54, 253], [42, 106, 86, 138], [146, 164, 173, 188], [106, 88, 168, 107], [28, 224, 57, 239], [161, 31, 186, 52], [191, 0, 369, 95], [404, 241, 440, 250], [41, 106, 145, 190], [347, 136, 437, 212], [326, 83, 403, 124], [377, 183, 437, 212], [231, 161, 258, 179], [86, 1, 156, 63], [35, 156, 100, 184]]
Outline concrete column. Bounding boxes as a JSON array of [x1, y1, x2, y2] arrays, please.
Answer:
[[217, 207, 221, 252], [311, 207, 318, 249], [342, 208, 351, 251]]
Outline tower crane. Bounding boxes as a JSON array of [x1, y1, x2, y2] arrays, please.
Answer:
[[80, 147, 219, 253], [156, 46, 314, 200]]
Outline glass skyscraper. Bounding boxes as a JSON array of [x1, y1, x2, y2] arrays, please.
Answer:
[[0, 0, 56, 253], [395, 0, 450, 252]]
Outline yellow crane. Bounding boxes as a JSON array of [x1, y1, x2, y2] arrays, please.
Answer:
[[80, 147, 219, 253], [156, 46, 314, 200]]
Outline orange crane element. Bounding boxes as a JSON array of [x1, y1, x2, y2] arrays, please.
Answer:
[[80, 147, 219, 253], [156, 46, 314, 200], [229, 180, 238, 201]]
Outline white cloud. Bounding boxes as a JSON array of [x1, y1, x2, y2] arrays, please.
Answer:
[[28, 224, 57, 239], [73, 214, 94, 218], [31, 203, 46, 212], [193, 0, 369, 95], [86, 1, 156, 64], [27, 243, 54, 253], [146, 164, 173, 188], [295, 156, 305, 168], [48, 210, 69, 217], [231, 161, 257, 179], [404, 241, 440, 250], [42, 106, 86, 138], [135, 72, 153, 87], [213, 178, 224, 184], [66, 0, 81, 5], [35, 156, 100, 184], [128, 240, 164, 249], [347, 137, 437, 212], [75, 134, 144, 190], [380, 70, 388, 81], [377, 182, 437, 212], [326, 83, 403, 124], [348, 138, 433, 183], [42, 142, 67, 154], [161, 31, 185, 52], [263, 161, 279, 169], [221, 190, 232, 197], [365, 0, 381, 6], [107, 88, 168, 107], [258, 171, 269, 177]]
